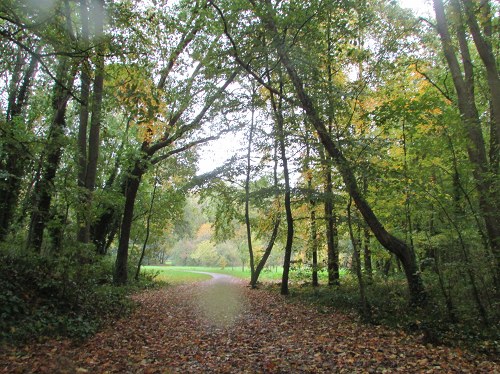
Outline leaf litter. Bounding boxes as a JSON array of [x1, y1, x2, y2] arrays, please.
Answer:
[[1, 276, 498, 373]]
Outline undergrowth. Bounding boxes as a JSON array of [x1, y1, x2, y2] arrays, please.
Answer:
[[270, 268, 499, 359], [0, 245, 157, 345]]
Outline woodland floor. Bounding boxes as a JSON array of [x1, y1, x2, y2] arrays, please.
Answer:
[[1, 274, 499, 373]]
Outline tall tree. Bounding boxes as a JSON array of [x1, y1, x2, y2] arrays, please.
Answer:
[[78, 0, 106, 243], [245, 0, 426, 304], [27, 57, 77, 252], [244, 86, 257, 282], [305, 133, 319, 287], [268, 76, 294, 296], [433, 0, 500, 283], [250, 127, 282, 288]]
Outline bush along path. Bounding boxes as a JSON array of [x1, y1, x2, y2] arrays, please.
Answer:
[[1, 275, 498, 373]]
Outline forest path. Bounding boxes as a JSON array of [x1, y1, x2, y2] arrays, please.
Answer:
[[1, 279, 498, 373]]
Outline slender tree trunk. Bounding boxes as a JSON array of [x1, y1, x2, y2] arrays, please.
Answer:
[[306, 139, 319, 287], [425, 234, 457, 322], [85, 0, 105, 202], [322, 150, 340, 286], [251, 218, 281, 287], [27, 59, 76, 252], [135, 173, 158, 281], [78, 0, 105, 244], [77, 0, 91, 242], [362, 173, 372, 282], [310, 209, 319, 287], [324, 12, 340, 286], [280, 129, 294, 296], [250, 137, 281, 288], [402, 120, 415, 254], [259, 6, 426, 304], [347, 197, 371, 320], [269, 80, 294, 296], [245, 93, 256, 282], [363, 225, 373, 282]]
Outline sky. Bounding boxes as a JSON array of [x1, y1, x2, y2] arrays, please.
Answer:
[[398, 0, 433, 17]]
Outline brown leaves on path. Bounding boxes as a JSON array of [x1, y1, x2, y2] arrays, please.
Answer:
[[1, 276, 498, 373]]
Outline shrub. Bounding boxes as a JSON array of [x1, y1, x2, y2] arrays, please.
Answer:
[[0, 247, 137, 344]]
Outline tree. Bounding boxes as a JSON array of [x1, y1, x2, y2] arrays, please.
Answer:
[[433, 0, 500, 285], [77, 0, 106, 244], [212, 0, 427, 304], [0, 47, 39, 241], [27, 57, 77, 252], [267, 73, 295, 296], [113, 1, 241, 284]]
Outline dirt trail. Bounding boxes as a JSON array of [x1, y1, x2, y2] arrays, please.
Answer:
[[1, 279, 498, 373]]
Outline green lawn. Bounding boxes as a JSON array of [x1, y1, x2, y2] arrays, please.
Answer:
[[142, 265, 283, 283], [142, 267, 213, 284], [141, 265, 347, 285]]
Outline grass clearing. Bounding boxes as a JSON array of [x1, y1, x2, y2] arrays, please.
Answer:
[[142, 265, 284, 283], [142, 267, 212, 284], [141, 265, 347, 285]]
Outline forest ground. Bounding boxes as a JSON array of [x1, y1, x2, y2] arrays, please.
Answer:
[[0, 274, 498, 373]]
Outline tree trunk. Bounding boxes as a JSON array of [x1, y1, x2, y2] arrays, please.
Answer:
[[92, 120, 131, 253], [78, 0, 105, 244], [135, 173, 158, 281], [322, 152, 340, 286], [114, 164, 144, 284], [84, 0, 105, 205], [363, 225, 373, 282], [324, 7, 340, 287], [461, 0, 500, 166], [245, 94, 256, 282], [461, 0, 500, 283], [77, 0, 91, 243], [250, 218, 280, 288], [306, 140, 319, 287], [250, 135, 281, 288], [27, 59, 76, 252], [269, 81, 294, 296], [347, 197, 371, 320], [311, 208, 319, 287], [259, 6, 426, 304]]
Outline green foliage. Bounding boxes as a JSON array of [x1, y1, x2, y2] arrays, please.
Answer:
[[0, 247, 138, 344]]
